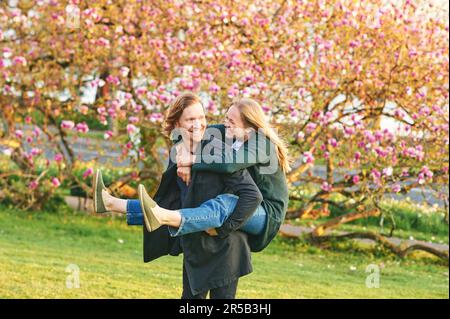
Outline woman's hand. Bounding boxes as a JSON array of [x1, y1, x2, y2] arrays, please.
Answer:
[[175, 143, 194, 185], [177, 166, 191, 185], [205, 228, 218, 236], [175, 143, 195, 167]]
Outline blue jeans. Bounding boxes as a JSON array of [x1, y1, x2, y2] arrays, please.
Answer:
[[126, 194, 266, 237]]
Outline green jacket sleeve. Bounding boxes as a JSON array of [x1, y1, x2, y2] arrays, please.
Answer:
[[192, 131, 273, 174]]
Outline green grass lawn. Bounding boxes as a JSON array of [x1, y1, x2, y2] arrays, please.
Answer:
[[0, 206, 448, 299]]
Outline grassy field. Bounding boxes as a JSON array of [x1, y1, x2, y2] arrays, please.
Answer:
[[0, 205, 448, 299]]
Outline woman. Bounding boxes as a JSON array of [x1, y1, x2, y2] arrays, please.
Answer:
[[93, 97, 290, 251]]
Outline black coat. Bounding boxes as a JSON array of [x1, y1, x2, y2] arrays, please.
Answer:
[[143, 138, 263, 296]]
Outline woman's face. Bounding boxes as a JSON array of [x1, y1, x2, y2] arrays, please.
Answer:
[[176, 102, 207, 143], [224, 105, 250, 140]]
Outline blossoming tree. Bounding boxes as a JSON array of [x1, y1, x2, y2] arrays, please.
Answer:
[[1, 0, 448, 258]]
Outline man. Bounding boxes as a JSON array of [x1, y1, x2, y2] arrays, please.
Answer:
[[143, 92, 263, 299]]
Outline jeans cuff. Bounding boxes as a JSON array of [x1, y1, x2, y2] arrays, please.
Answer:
[[168, 214, 187, 237], [126, 200, 143, 226], [126, 200, 132, 225]]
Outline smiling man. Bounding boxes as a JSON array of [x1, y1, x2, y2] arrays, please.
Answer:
[[142, 92, 263, 299]]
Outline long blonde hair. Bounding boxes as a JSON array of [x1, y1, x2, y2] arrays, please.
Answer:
[[232, 98, 291, 173]]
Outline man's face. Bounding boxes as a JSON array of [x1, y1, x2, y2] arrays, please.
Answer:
[[176, 102, 207, 143], [224, 105, 248, 140]]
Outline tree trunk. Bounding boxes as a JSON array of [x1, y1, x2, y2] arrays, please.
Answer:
[[312, 208, 380, 236], [309, 231, 449, 261]]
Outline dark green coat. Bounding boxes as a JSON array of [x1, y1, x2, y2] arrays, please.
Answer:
[[192, 124, 289, 252]]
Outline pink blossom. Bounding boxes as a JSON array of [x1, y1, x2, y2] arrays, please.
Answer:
[[104, 130, 113, 140], [136, 87, 147, 95], [55, 153, 64, 162], [374, 131, 383, 141], [227, 86, 240, 98], [371, 169, 381, 179], [394, 109, 406, 118], [120, 66, 130, 77], [76, 122, 89, 133], [209, 84, 220, 93], [312, 111, 322, 120], [261, 105, 271, 113], [51, 177, 61, 187], [432, 105, 443, 114], [149, 113, 163, 123], [418, 106, 430, 116], [207, 100, 217, 113], [29, 180, 39, 190], [133, 104, 143, 113], [349, 40, 360, 48], [382, 166, 393, 177], [344, 126, 355, 136], [375, 147, 388, 158], [417, 173, 426, 185], [352, 175, 360, 184], [82, 168, 94, 179], [96, 37, 110, 47], [128, 116, 139, 124], [408, 49, 418, 58], [61, 120, 75, 130], [305, 122, 317, 134], [30, 148, 42, 156], [302, 151, 315, 164], [107, 107, 117, 118], [2, 47, 12, 58], [15, 130, 23, 139], [127, 124, 138, 135], [354, 151, 361, 161], [402, 167, 409, 177], [321, 182, 333, 192], [328, 138, 337, 148], [110, 99, 120, 109], [106, 75, 120, 85], [371, 169, 381, 186], [25, 116, 32, 124], [13, 56, 27, 66], [364, 131, 376, 143], [391, 184, 401, 193], [419, 166, 433, 179]]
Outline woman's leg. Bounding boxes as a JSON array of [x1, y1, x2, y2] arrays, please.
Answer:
[[126, 199, 181, 227], [102, 190, 127, 214], [102, 190, 266, 234], [240, 205, 266, 235], [167, 194, 266, 237], [101, 191, 141, 225], [101, 189, 182, 227]]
